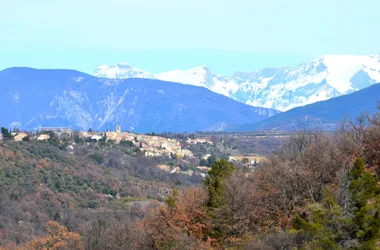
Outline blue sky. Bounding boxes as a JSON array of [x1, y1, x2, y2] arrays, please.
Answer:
[[1, 0, 379, 75]]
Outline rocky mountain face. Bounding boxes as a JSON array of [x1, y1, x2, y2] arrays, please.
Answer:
[[94, 55, 380, 111], [236, 83, 380, 132], [0, 67, 278, 132]]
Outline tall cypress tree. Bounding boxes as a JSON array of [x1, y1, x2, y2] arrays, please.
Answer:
[[203, 159, 235, 209], [203, 159, 235, 241]]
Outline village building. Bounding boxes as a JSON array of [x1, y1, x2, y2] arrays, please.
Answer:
[[14, 132, 28, 142], [186, 138, 213, 145], [91, 134, 103, 141], [228, 156, 238, 162], [79, 131, 90, 139], [37, 134, 50, 141], [196, 166, 211, 172], [202, 154, 212, 160], [156, 165, 171, 171], [170, 167, 180, 174], [116, 124, 121, 134]]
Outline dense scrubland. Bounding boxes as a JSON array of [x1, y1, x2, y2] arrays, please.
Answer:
[[0, 136, 201, 249], [1, 107, 380, 249]]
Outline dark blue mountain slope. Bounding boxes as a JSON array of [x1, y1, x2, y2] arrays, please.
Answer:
[[0, 67, 278, 133]]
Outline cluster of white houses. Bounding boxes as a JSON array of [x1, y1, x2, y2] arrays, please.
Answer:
[[0, 126, 220, 159], [77, 125, 194, 158]]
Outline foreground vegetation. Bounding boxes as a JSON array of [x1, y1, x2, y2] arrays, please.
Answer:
[[0, 137, 201, 249], [1, 107, 380, 249]]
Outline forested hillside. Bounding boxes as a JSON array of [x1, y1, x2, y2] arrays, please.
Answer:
[[0, 137, 201, 249]]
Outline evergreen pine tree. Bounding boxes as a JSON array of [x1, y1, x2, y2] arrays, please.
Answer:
[[203, 159, 235, 209]]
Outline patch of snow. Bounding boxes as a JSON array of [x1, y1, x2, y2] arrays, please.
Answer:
[[321, 55, 380, 93]]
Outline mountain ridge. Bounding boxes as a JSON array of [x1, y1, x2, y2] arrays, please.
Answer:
[[94, 54, 380, 111], [0, 67, 278, 133], [236, 83, 380, 132]]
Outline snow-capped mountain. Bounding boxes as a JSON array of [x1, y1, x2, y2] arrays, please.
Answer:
[[157, 66, 240, 97], [93, 55, 380, 111]]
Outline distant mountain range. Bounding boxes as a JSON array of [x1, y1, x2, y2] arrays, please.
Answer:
[[0, 67, 278, 133], [94, 55, 380, 111], [2, 54, 380, 133], [236, 83, 380, 132]]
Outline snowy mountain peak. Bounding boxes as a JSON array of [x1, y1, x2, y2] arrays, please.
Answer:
[[311, 54, 380, 93], [94, 63, 155, 79], [93, 54, 380, 111], [157, 66, 214, 88]]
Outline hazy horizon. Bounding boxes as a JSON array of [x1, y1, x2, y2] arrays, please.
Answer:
[[1, 0, 379, 75], [0, 48, 316, 75]]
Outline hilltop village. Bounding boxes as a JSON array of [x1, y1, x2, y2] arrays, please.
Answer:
[[89, 125, 194, 158], [0, 125, 268, 179], [1, 125, 195, 158]]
